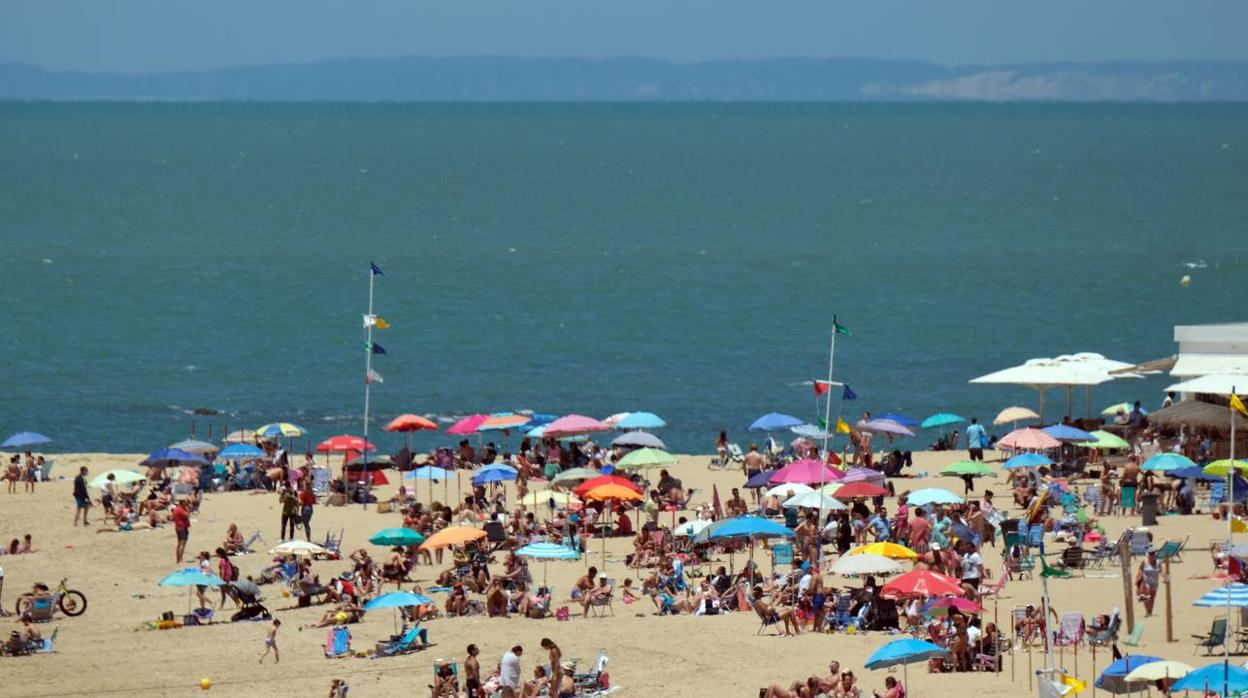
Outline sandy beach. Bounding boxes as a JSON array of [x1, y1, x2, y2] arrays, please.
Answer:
[[0, 449, 1239, 698]]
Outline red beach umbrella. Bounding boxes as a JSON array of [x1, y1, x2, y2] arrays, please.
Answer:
[[833, 482, 889, 499], [881, 570, 965, 600]]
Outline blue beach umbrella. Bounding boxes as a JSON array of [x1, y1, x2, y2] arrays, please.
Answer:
[[865, 638, 949, 689], [368, 527, 425, 547], [1171, 662, 1248, 695], [1141, 453, 1197, 472], [1003, 453, 1054, 469], [707, 515, 794, 541], [525, 413, 558, 428], [875, 413, 920, 428], [141, 448, 209, 468], [1168, 465, 1223, 482], [1042, 424, 1095, 442], [920, 413, 965, 429], [526, 425, 547, 438], [218, 443, 264, 461], [907, 488, 964, 506], [1193, 583, 1248, 607], [745, 469, 779, 488], [1095, 655, 1161, 694], [749, 413, 803, 431], [364, 590, 434, 610], [616, 412, 667, 430], [2, 432, 52, 449], [160, 567, 226, 614], [404, 466, 451, 481], [473, 464, 518, 485]]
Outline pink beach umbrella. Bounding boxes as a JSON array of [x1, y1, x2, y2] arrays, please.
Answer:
[[768, 459, 845, 485], [997, 427, 1062, 451], [841, 467, 886, 483], [447, 414, 489, 435], [543, 414, 611, 438]]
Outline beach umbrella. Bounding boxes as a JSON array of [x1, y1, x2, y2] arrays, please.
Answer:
[[783, 490, 846, 510], [1123, 660, 1191, 683], [169, 439, 219, 455], [345, 469, 389, 486], [420, 527, 486, 550], [745, 469, 779, 488], [847, 542, 919, 560], [573, 475, 640, 498], [544, 414, 611, 438], [833, 482, 888, 499], [222, 429, 258, 444], [672, 520, 713, 537], [317, 435, 375, 453], [140, 448, 208, 468], [256, 422, 306, 439], [519, 490, 578, 508], [881, 569, 963, 599], [1168, 465, 1223, 482], [447, 414, 489, 435], [929, 597, 982, 615], [551, 468, 602, 487], [940, 461, 995, 477], [610, 432, 666, 449], [768, 458, 844, 485], [516, 542, 580, 585], [920, 413, 965, 429], [993, 406, 1039, 426], [476, 413, 531, 432], [816, 482, 844, 496], [1003, 453, 1054, 469], [365, 590, 434, 610], [89, 469, 144, 488], [1, 432, 52, 449], [1101, 402, 1146, 417], [347, 454, 394, 468], [1077, 430, 1130, 450], [707, 515, 795, 541], [386, 414, 439, 432], [907, 488, 965, 507], [218, 443, 265, 461], [830, 553, 903, 576], [1205, 459, 1248, 478], [160, 567, 226, 614], [764, 483, 813, 499], [404, 465, 451, 481], [749, 413, 803, 431], [875, 413, 921, 428], [861, 419, 916, 438], [997, 428, 1062, 450], [525, 425, 547, 438], [1193, 583, 1248, 607], [270, 540, 327, 556], [368, 528, 425, 547], [602, 412, 631, 428], [840, 467, 886, 483], [525, 413, 558, 428], [1141, 453, 1197, 472], [472, 464, 518, 485], [1095, 655, 1161, 693], [616, 448, 679, 470], [616, 412, 666, 430], [582, 483, 644, 502], [865, 638, 949, 691], [1042, 424, 1095, 442], [1171, 662, 1248, 695]]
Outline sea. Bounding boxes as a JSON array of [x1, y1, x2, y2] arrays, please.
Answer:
[[1, 102, 1245, 456]]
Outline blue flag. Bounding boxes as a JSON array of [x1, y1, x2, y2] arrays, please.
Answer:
[[842, 384, 857, 401], [370, 261, 384, 276], [370, 342, 386, 355]]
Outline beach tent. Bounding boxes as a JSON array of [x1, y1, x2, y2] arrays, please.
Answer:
[[971, 352, 1140, 421]]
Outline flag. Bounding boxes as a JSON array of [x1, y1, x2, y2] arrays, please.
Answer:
[[814, 381, 831, 397], [370, 342, 386, 355], [712, 484, 723, 520], [369, 261, 384, 276], [374, 317, 390, 330], [1232, 393, 1248, 417], [365, 368, 383, 384], [833, 314, 852, 337], [842, 384, 857, 401], [835, 418, 851, 434], [1059, 674, 1087, 695]]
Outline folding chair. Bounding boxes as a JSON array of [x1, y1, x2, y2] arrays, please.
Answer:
[[323, 625, 352, 658], [588, 578, 615, 617], [240, 530, 264, 555], [1193, 618, 1227, 655], [771, 543, 794, 569]]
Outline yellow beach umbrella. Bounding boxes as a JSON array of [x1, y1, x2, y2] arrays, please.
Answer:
[[1123, 660, 1192, 682], [520, 490, 578, 508], [847, 542, 918, 560], [1204, 459, 1248, 478], [255, 422, 307, 439]]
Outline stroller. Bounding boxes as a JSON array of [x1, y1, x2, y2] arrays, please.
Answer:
[[224, 583, 272, 622]]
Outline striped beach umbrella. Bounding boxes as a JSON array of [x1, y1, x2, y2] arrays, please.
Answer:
[[1193, 583, 1248, 607]]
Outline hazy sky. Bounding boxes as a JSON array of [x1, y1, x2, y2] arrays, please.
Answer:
[[4, 0, 1246, 73]]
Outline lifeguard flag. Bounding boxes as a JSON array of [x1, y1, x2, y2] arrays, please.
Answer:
[[370, 342, 387, 355], [366, 369, 383, 384], [842, 384, 857, 401], [712, 484, 723, 520], [814, 381, 831, 397], [369, 261, 384, 276], [1232, 393, 1248, 417], [833, 314, 852, 337], [835, 418, 852, 434], [374, 317, 390, 330]]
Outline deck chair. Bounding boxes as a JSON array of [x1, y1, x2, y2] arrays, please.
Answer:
[[1088, 613, 1120, 646], [588, 578, 615, 617], [1155, 536, 1189, 562], [1129, 529, 1154, 557], [830, 594, 858, 630], [1123, 621, 1145, 647], [771, 543, 794, 569], [238, 530, 264, 555], [320, 528, 344, 560], [1058, 545, 1086, 571], [1006, 552, 1035, 580], [483, 521, 507, 551], [1193, 617, 1227, 655], [1003, 532, 1025, 552], [1054, 612, 1085, 647], [38, 460, 54, 482], [1087, 537, 1115, 568], [373, 623, 428, 657], [979, 569, 1008, 600], [727, 443, 745, 464], [755, 604, 783, 635], [26, 595, 55, 622], [323, 625, 352, 658], [431, 660, 459, 697], [1083, 483, 1103, 512], [311, 467, 330, 494], [1011, 606, 1030, 643]]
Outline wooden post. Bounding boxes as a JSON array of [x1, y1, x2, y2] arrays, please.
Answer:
[[1165, 556, 1174, 642], [1120, 534, 1136, 636], [1011, 610, 1017, 684]]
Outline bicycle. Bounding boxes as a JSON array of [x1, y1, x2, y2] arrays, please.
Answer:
[[15, 577, 87, 617]]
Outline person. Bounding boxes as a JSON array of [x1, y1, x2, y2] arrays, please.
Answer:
[[1162, 392, 1175, 409], [753, 585, 800, 636], [216, 548, 238, 606], [464, 644, 482, 698], [299, 480, 316, 540], [1121, 457, 1141, 516], [172, 499, 191, 563], [72, 466, 91, 526], [834, 671, 862, 698], [259, 618, 281, 663], [540, 638, 563, 695], [1136, 549, 1161, 616], [744, 444, 766, 479], [223, 523, 245, 554], [279, 485, 299, 540], [500, 645, 523, 698], [1128, 401, 1147, 435], [966, 418, 986, 462], [727, 488, 749, 516], [873, 676, 903, 698], [716, 431, 729, 465]]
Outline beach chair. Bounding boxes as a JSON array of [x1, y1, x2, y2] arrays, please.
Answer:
[[1054, 612, 1085, 647], [588, 578, 616, 617], [26, 595, 55, 623], [1006, 552, 1034, 580], [830, 594, 858, 630], [755, 603, 784, 635], [1026, 524, 1044, 549], [1003, 532, 1025, 552], [238, 530, 264, 555], [319, 529, 344, 560], [38, 460, 54, 482], [431, 660, 459, 697], [1058, 545, 1087, 572], [1155, 535, 1189, 562], [323, 625, 352, 658], [771, 543, 794, 569], [1083, 484, 1103, 512], [1123, 621, 1145, 647], [1088, 613, 1120, 646], [1129, 529, 1153, 557], [727, 443, 745, 464], [373, 623, 428, 657], [311, 467, 330, 494], [1193, 618, 1227, 655], [978, 570, 1008, 600]]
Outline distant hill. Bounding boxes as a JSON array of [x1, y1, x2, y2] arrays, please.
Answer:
[[2, 56, 1246, 102]]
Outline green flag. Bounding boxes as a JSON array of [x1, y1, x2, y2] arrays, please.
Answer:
[[833, 314, 852, 337]]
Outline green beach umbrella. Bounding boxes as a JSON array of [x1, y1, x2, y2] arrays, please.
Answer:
[[940, 461, 995, 477], [1101, 402, 1135, 416], [368, 528, 425, 547], [1204, 459, 1248, 478], [616, 448, 679, 470], [920, 413, 966, 429], [551, 467, 601, 487], [90, 469, 144, 488], [1076, 430, 1130, 450]]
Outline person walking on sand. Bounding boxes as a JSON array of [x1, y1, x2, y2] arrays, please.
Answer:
[[172, 499, 191, 563], [72, 466, 91, 526], [965, 417, 986, 462], [259, 618, 281, 663], [500, 645, 523, 698], [464, 643, 482, 698], [541, 638, 563, 695]]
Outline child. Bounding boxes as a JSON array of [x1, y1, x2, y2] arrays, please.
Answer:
[[259, 619, 281, 663], [621, 578, 637, 605]]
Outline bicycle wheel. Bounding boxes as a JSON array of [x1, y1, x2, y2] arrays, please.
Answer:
[[59, 590, 87, 616], [14, 595, 31, 616]]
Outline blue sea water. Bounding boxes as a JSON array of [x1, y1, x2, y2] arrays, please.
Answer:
[[0, 103, 1245, 455]]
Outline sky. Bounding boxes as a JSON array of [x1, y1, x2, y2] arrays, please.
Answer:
[[3, 0, 1246, 73]]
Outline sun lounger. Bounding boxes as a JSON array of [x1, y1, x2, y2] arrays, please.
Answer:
[[373, 623, 428, 657], [323, 625, 352, 658], [1054, 612, 1085, 647], [1088, 612, 1120, 646]]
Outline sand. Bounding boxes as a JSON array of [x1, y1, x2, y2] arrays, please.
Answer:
[[0, 449, 1237, 698]]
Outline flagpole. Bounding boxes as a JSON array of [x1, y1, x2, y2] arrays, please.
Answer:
[[362, 266, 376, 510], [822, 325, 837, 458], [1227, 385, 1238, 692]]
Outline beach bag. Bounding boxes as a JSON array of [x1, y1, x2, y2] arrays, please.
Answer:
[[222, 560, 238, 582], [555, 606, 570, 621]]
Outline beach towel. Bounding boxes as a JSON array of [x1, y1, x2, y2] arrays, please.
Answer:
[[1120, 485, 1137, 511]]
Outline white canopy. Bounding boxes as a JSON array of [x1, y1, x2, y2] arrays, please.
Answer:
[[1165, 373, 1248, 396], [970, 353, 1140, 421]]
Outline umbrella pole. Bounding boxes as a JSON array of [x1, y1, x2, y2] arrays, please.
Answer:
[[1091, 644, 1095, 698]]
